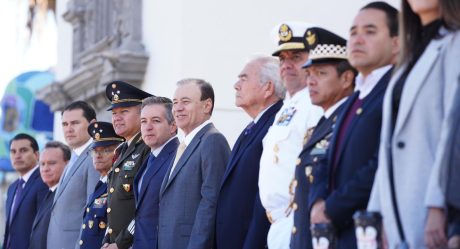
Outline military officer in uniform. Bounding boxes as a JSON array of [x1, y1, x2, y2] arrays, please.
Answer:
[[290, 27, 356, 249], [258, 21, 323, 249], [78, 121, 124, 249], [102, 81, 152, 249]]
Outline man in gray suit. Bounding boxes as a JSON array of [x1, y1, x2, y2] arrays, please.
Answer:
[[47, 101, 100, 249], [158, 78, 231, 249]]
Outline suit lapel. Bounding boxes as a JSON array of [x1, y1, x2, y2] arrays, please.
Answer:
[[161, 123, 213, 195], [138, 138, 178, 206], [327, 92, 359, 165], [394, 37, 448, 134], [333, 70, 392, 166], [33, 190, 54, 229], [113, 133, 142, 169], [221, 101, 282, 183], [54, 146, 91, 205], [5, 181, 17, 225], [10, 169, 39, 223]]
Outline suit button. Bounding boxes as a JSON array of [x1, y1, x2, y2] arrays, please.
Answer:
[[79, 240, 83, 245], [110, 187, 114, 193], [292, 226, 297, 234], [397, 141, 405, 148], [115, 168, 120, 173], [108, 228, 113, 234], [296, 158, 301, 166], [82, 224, 86, 229], [292, 202, 298, 211], [86, 208, 90, 212], [107, 208, 111, 213]]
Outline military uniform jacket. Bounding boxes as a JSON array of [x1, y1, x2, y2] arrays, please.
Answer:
[[259, 88, 323, 215], [79, 181, 108, 249], [291, 104, 344, 249], [105, 132, 150, 249]]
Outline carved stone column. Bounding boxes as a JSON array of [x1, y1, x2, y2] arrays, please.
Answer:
[[38, 0, 149, 113]]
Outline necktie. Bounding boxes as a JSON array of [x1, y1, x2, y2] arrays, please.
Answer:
[[138, 154, 156, 193], [244, 121, 255, 136], [169, 142, 187, 179], [113, 142, 128, 163], [9, 178, 25, 223]]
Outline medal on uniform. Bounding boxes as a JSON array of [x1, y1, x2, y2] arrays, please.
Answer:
[[123, 184, 131, 192], [99, 221, 106, 229], [88, 220, 94, 229]]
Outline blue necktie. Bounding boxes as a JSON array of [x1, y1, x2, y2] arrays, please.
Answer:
[[244, 121, 255, 136], [138, 154, 156, 193]]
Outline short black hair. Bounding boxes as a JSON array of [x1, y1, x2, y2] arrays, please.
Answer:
[[10, 133, 39, 152], [44, 141, 72, 161], [177, 78, 215, 115], [361, 1, 399, 37], [61, 101, 96, 122]]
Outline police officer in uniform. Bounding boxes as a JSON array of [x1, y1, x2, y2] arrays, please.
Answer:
[[290, 27, 356, 249], [258, 21, 323, 249], [79, 122, 124, 249], [102, 81, 152, 249]]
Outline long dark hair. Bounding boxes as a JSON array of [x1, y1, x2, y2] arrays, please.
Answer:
[[399, 0, 460, 66]]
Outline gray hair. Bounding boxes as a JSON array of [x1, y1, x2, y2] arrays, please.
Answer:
[[44, 141, 72, 161], [141, 96, 175, 124], [249, 55, 286, 99]]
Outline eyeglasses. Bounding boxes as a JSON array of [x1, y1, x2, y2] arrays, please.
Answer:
[[90, 148, 114, 156]]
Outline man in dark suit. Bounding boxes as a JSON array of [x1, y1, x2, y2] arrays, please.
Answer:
[[290, 27, 356, 249], [3, 133, 48, 249], [48, 101, 100, 249], [159, 78, 231, 249], [124, 96, 179, 249], [29, 141, 70, 249], [215, 56, 284, 249], [309, 2, 399, 248], [102, 81, 152, 249], [78, 122, 124, 249]]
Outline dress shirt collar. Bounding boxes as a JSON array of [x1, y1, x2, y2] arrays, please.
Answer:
[[49, 184, 58, 192], [151, 136, 177, 156], [253, 103, 275, 124], [285, 87, 308, 103], [126, 132, 140, 147], [21, 165, 39, 184], [100, 175, 108, 183], [183, 120, 211, 146], [73, 138, 92, 156], [324, 97, 348, 119], [355, 65, 392, 99]]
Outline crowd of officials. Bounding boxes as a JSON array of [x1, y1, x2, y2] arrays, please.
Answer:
[[3, 0, 460, 248]]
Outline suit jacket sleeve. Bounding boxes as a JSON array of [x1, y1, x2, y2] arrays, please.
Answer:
[[242, 192, 270, 249], [324, 151, 379, 229], [187, 133, 230, 249]]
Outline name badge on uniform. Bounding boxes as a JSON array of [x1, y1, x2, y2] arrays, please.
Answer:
[[123, 161, 135, 170], [276, 107, 297, 126], [93, 196, 108, 208]]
